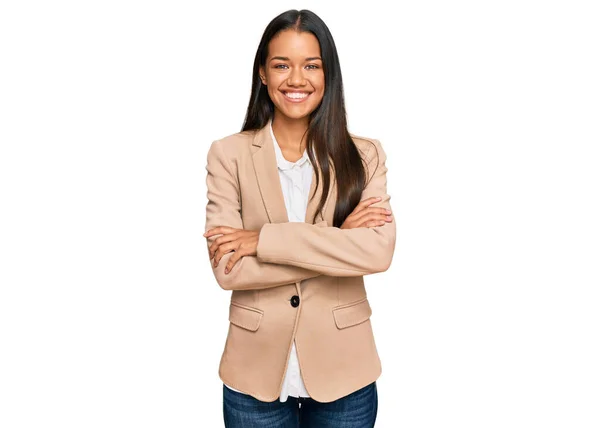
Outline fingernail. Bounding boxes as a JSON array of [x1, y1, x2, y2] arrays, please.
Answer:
[[224, 268, 229, 274], [386, 215, 393, 220], [385, 209, 392, 214]]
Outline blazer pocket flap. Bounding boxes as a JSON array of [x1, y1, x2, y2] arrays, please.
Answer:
[[229, 302, 264, 332], [332, 298, 372, 329]]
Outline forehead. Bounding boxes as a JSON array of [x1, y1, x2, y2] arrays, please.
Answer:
[[268, 30, 321, 59]]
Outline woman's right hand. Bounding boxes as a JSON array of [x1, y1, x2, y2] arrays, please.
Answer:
[[340, 196, 393, 229]]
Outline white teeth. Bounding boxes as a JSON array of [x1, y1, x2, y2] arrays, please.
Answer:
[[284, 92, 309, 99]]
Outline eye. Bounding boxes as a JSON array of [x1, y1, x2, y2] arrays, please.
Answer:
[[274, 64, 288, 69], [306, 64, 320, 70]]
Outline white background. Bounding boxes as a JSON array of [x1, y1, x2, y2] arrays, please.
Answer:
[[1, 0, 599, 427]]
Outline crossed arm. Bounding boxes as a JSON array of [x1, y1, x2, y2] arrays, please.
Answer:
[[204, 138, 396, 291]]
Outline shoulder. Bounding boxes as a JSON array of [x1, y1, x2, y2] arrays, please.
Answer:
[[349, 132, 382, 163], [209, 129, 256, 155], [207, 129, 258, 172]]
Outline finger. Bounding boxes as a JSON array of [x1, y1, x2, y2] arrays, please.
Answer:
[[351, 196, 383, 215], [356, 207, 391, 219], [213, 244, 236, 267], [350, 196, 381, 215], [360, 196, 383, 207], [209, 233, 239, 257], [358, 213, 392, 225], [204, 227, 223, 238], [204, 226, 237, 238], [225, 252, 242, 274], [361, 219, 386, 228], [353, 209, 391, 224]]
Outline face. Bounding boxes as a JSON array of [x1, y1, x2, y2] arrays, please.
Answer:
[[259, 29, 325, 122]]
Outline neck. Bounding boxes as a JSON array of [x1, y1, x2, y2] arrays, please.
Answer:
[[272, 112, 309, 154]]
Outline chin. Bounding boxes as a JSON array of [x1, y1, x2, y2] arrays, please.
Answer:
[[284, 112, 312, 121], [275, 105, 318, 121]]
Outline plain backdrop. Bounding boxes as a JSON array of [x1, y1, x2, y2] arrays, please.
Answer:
[[1, 0, 599, 427]]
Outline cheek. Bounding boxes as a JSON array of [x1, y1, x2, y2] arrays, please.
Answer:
[[313, 78, 325, 97], [313, 86, 325, 102], [267, 86, 281, 102]]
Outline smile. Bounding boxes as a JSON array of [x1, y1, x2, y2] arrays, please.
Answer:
[[282, 91, 311, 103]]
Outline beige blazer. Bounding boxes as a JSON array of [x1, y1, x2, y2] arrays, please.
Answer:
[[204, 119, 396, 402]]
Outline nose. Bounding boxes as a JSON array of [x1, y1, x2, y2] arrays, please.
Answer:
[[287, 66, 306, 87]]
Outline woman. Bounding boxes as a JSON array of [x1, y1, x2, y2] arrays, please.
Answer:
[[204, 9, 396, 427]]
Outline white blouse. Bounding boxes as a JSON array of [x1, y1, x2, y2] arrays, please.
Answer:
[[224, 122, 314, 402]]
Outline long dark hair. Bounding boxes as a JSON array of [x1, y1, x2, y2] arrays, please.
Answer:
[[242, 9, 373, 228]]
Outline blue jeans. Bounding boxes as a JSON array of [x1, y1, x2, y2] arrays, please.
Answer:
[[223, 381, 378, 428]]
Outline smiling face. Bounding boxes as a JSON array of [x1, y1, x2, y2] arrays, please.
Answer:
[[259, 29, 325, 123]]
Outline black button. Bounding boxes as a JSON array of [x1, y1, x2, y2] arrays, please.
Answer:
[[290, 295, 300, 308]]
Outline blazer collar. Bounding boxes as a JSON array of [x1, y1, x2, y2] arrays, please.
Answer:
[[251, 118, 336, 225]]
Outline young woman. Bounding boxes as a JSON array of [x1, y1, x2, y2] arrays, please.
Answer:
[[204, 9, 396, 428]]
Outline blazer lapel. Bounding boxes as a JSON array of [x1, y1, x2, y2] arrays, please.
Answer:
[[251, 119, 336, 225], [251, 121, 288, 224]]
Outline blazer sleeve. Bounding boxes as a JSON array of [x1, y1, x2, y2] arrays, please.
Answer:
[[256, 139, 396, 276], [205, 140, 323, 291]]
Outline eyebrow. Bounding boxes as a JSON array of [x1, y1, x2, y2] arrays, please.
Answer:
[[269, 56, 322, 62]]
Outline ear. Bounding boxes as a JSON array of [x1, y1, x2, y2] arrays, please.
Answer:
[[259, 66, 266, 85]]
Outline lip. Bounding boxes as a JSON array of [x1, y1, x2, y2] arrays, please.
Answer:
[[281, 90, 312, 103]]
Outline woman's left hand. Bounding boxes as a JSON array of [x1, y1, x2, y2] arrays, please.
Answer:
[[203, 226, 260, 274]]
